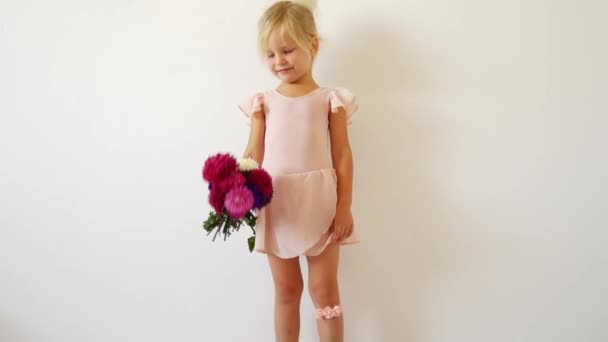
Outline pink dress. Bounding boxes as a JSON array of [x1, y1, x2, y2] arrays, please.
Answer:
[[238, 87, 360, 259]]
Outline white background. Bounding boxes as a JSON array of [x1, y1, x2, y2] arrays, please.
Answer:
[[1, 0, 607, 341]]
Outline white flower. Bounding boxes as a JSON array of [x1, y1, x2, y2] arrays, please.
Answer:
[[238, 157, 259, 171]]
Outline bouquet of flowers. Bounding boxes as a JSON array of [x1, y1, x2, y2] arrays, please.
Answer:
[[201, 153, 273, 252]]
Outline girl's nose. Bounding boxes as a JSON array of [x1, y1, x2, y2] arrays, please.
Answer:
[[275, 55, 286, 65]]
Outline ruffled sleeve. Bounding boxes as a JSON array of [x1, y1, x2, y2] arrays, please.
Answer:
[[329, 87, 358, 125], [237, 92, 264, 126]]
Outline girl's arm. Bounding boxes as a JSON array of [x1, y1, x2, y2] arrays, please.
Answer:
[[329, 106, 354, 242], [242, 108, 266, 165], [329, 106, 354, 209]]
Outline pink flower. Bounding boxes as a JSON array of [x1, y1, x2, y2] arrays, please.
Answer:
[[208, 173, 246, 215], [202, 153, 237, 183], [315, 305, 342, 320], [224, 186, 254, 219]]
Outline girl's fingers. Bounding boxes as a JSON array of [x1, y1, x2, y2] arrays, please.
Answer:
[[332, 225, 343, 243], [333, 222, 354, 243], [338, 224, 353, 243], [340, 225, 348, 241]]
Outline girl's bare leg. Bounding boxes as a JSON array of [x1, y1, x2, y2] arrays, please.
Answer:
[[267, 254, 304, 342], [306, 243, 343, 342]]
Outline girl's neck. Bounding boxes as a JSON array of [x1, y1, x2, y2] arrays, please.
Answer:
[[277, 71, 319, 96]]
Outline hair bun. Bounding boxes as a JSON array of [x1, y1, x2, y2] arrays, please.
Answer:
[[293, 0, 317, 13]]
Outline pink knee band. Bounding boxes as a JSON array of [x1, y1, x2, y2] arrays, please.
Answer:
[[315, 305, 342, 319]]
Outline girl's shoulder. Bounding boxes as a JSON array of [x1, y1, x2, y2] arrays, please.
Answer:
[[325, 86, 358, 125]]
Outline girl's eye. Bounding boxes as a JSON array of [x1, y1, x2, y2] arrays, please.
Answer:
[[284, 49, 294, 54], [267, 54, 275, 58]]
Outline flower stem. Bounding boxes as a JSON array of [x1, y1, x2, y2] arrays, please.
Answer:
[[212, 216, 224, 242]]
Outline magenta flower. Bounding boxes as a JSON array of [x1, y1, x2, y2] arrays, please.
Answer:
[[208, 188, 225, 215], [224, 186, 254, 219], [202, 153, 238, 183], [246, 168, 273, 198], [220, 172, 246, 189]]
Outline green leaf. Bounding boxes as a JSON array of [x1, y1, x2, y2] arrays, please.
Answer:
[[244, 211, 257, 226], [203, 210, 224, 232], [202, 217, 220, 233], [248, 236, 255, 253]]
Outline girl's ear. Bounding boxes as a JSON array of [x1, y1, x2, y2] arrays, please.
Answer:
[[311, 37, 319, 57]]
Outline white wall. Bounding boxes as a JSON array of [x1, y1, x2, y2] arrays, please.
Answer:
[[1, 0, 606, 341]]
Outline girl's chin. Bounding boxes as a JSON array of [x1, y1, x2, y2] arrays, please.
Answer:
[[277, 73, 302, 82]]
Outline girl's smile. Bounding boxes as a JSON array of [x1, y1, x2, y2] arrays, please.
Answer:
[[277, 67, 294, 73]]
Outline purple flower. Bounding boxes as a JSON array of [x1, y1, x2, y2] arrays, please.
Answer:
[[245, 169, 273, 198], [248, 185, 273, 209]]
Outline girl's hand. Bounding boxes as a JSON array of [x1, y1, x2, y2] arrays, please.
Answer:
[[330, 205, 354, 244]]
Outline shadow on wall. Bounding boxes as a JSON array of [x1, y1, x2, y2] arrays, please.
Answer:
[[320, 20, 507, 341]]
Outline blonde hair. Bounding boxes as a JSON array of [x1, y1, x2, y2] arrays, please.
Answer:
[[258, 1, 319, 56]]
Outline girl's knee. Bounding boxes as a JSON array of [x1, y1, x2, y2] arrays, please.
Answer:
[[310, 283, 342, 320], [274, 278, 304, 303], [308, 280, 339, 305]]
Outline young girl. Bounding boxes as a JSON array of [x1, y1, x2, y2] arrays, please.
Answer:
[[239, 1, 359, 341]]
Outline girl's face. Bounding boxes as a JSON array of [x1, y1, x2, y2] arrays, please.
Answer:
[[264, 30, 318, 84]]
